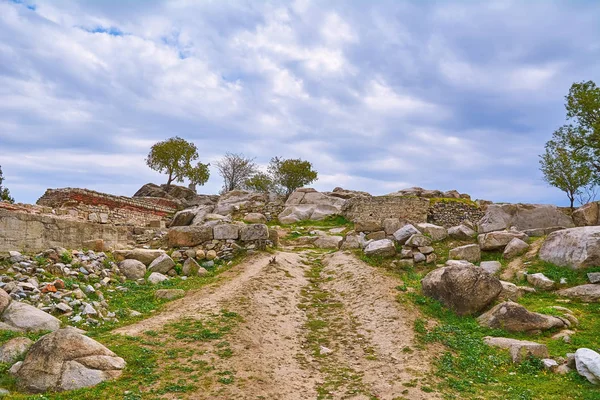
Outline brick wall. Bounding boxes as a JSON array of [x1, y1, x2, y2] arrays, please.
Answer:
[[428, 200, 484, 227]]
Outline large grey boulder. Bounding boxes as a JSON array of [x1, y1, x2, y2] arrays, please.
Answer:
[[573, 202, 599, 227], [148, 253, 175, 274], [448, 244, 481, 263], [382, 218, 404, 235], [405, 234, 432, 248], [539, 227, 600, 269], [416, 223, 448, 241], [113, 249, 165, 266], [213, 224, 240, 240], [278, 189, 345, 224], [2, 302, 61, 332], [364, 239, 396, 257], [313, 236, 343, 249], [240, 224, 269, 241], [15, 327, 125, 393], [0, 337, 33, 364], [478, 231, 528, 251], [557, 284, 600, 302], [169, 209, 197, 227], [244, 213, 267, 223], [0, 289, 10, 314], [118, 259, 146, 280], [213, 190, 269, 216], [478, 203, 574, 234], [483, 337, 549, 363], [167, 225, 213, 247], [393, 224, 420, 244], [575, 348, 600, 384], [448, 224, 477, 240], [421, 264, 502, 316], [477, 302, 568, 333], [503, 238, 529, 259]]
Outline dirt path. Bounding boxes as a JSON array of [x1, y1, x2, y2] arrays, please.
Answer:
[[113, 250, 437, 399]]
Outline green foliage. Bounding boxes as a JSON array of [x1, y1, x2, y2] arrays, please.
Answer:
[[0, 165, 14, 204], [429, 197, 478, 208], [268, 156, 318, 197], [146, 136, 210, 187], [540, 126, 593, 208], [59, 251, 73, 264], [216, 152, 257, 193], [243, 171, 274, 193]]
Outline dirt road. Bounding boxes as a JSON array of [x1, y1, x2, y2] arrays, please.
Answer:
[[114, 250, 438, 399]]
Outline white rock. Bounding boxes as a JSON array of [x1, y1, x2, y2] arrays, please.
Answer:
[[147, 272, 169, 285], [575, 348, 600, 384]]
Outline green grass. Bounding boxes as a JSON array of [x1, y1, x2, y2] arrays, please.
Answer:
[[358, 249, 600, 400]]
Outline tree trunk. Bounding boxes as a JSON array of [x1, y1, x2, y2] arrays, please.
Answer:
[[166, 171, 173, 189]]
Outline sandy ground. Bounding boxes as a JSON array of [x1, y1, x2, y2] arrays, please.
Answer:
[[114, 250, 438, 399]]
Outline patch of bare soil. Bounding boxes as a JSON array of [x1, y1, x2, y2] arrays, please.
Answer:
[[319, 251, 440, 400], [114, 250, 438, 399]]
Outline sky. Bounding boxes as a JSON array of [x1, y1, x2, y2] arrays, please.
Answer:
[[1, 0, 600, 206]]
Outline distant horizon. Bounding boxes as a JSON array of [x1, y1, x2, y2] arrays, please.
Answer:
[[2, 0, 600, 207]]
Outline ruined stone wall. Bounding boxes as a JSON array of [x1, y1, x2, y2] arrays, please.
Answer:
[[36, 188, 177, 226], [342, 196, 430, 224], [0, 208, 133, 252], [230, 201, 286, 222], [428, 200, 484, 227]]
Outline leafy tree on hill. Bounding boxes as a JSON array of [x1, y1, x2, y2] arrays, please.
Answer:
[[539, 129, 592, 209], [146, 137, 210, 189], [0, 165, 15, 203], [244, 171, 274, 193], [268, 156, 318, 197], [216, 153, 257, 193]]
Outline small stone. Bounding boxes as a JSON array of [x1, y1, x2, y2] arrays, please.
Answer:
[[542, 359, 558, 369], [588, 272, 600, 284], [206, 250, 217, 260], [480, 261, 502, 275], [147, 272, 169, 285], [527, 273, 556, 290]]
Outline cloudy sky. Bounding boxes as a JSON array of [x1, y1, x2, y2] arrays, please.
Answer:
[[1, 0, 599, 205]]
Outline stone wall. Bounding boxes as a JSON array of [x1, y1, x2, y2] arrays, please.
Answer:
[[230, 200, 286, 222], [342, 196, 430, 224], [0, 208, 133, 252], [428, 200, 484, 227], [37, 188, 177, 227]]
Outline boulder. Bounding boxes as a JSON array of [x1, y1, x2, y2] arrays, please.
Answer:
[[313, 236, 343, 249], [448, 224, 477, 240], [421, 264, 502, 316], [477, 301, 568, 333], [213, 190, 269, 216], [147, 272, 169, 284], [588, 272, 600, 284], [182, 258, 201, 276], [278, 189, 345, 224], [575, 348, 600, 384], [478, 231, 528, 251], [405, 234, 432, 248], [244, 213, 267, 223], [340, 234, 362, 250], [503, 238, 529, 259], [2, 302, 61, 332], [0, 289, 10, 314], [557, 284, 600, 302], [167, 226, 213, 247], [478, 203, 574, 234], [448, 244, 481, 263], [416, 223, 448, 241], [526, 273, 555, 290], [366, 231, 386, 241], [190, 205, 217, 225], [480, 261, 502, 275], [113, 249, 165, 266], [213, 224, 240, 240], [148, 253, 176, 274], [364, 239, 396, 257], [573, 202, 599, 227], [0, 337, 33, 364], [393, 224, 420, 245], [354, 220, 383, 233], [155, 289, 185, 300], [539, 227, 600, 269], [15, 327, 125, 393], [483, 337, 549, 363], [240, 224, 269, 241], [118, 259, 146, 280], [169, 209, 197, 227]]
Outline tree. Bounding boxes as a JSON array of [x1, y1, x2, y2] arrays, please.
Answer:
[[560, 80, 600, 177], [244, 172, 274, 193], [146, 137, 209, 188], [268, 157, 318, 197], [0, 166, 14, 203], [539, 127, 593, 209], [216, 153, 257, 193]]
